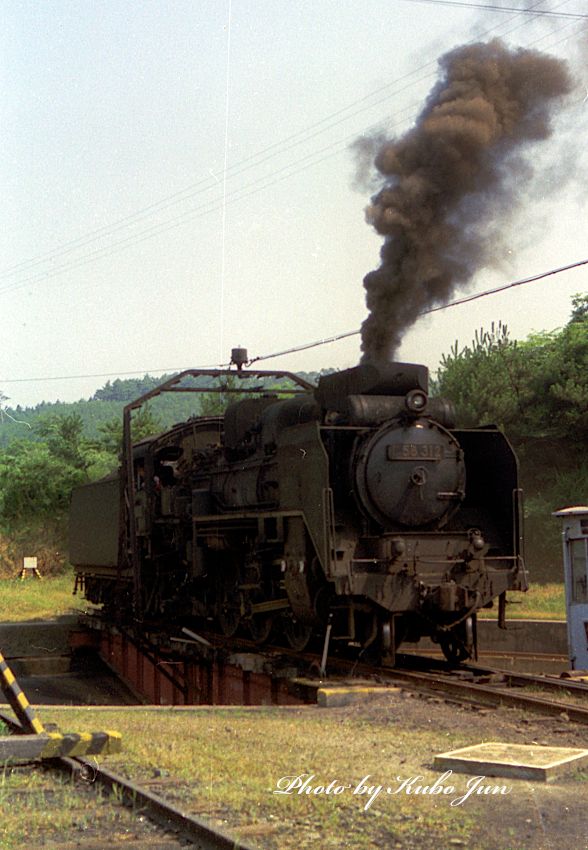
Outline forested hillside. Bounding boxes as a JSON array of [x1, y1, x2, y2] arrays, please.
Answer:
[[433, 294, 588, 581], [0, 371, 323, 447], [0, 370, 324, 574], [0, 295, 585, 582]]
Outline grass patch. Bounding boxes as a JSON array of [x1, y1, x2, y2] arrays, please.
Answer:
[[505, 583, 565, 621], [31, 705, 491, 850], [0, 573, 85, 622], [1, 701, 582, 848], [0, 575, 565, 625], [0, 763, 158, 849]]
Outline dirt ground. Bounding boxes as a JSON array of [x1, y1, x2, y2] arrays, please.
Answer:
[[8, 689, 588, 850], [322, 688, 588, 850], [83, 690, 588, 850]]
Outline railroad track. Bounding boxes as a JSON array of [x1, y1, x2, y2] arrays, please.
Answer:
[[195, 628, 588, 724], [5, 618, 585, 846], [380, 668, 588, 723], [79, 615, 588, 725], [0, 709, 255, 850], [148, 625, 588, 721], [310, 652, 588, 724]]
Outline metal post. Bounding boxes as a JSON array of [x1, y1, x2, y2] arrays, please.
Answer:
[[0, 650, 45, 734], [123, 406, 141, 618], [319, 615, 333, 677]]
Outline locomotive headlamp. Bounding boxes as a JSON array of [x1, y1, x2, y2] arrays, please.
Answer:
[[469, 529, 485, 551], [405, 389, 428, 413], [391, 538, 406, 557]]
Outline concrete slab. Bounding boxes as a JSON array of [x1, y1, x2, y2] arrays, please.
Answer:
[[416, 619, 568, 657], [10, 656, 71, 676], [317, 686, 401, 708], [477, 620, 568, 656], [434, 741, 588, 782], [13, 669, 141, 706], [0, 616, 77, 658]]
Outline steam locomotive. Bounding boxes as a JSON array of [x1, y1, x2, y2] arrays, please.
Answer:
[[69, 352, 527, 665]]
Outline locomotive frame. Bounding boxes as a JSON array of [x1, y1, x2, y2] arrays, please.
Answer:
[[120, 365, 315, 619], [70, 355, 528, 666]]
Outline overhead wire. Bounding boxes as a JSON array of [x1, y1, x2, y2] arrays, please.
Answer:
[[0, 81, 435, 281], [396, 0, 587, 18], [0, 364, 227, 385], [0, 99, 423, 297], [0, 0, 569, 293], [2, 257, 585, 384], [248, 258, 588, 363], [1, 3, 582, 397]]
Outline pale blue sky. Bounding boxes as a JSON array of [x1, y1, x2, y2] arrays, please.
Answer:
[[2, 1, 586, 407]]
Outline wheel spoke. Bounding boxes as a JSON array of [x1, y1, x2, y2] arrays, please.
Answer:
[[249, 614, 273, 644], [284, 616, 313, 651], [217, 585, 241, 636]]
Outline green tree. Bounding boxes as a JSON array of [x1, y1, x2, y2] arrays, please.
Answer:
[[196, 376, 246, 416], [432, 321, 527, 432], [34, 413, 90, 470], [526, 297, 588, 443], [434, 297, 588, 444], [0, 413, 114, 530], [570, 292, 588, 324], [92, 374, 175, 402], [433, 295, 588, 580], [0, 440, 86, 525], [97, 404, 162, 455]]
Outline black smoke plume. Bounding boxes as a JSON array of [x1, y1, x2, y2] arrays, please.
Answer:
[[359, 39, 572, 363]]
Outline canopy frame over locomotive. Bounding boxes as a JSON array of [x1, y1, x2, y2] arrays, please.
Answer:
[[120, 357, 315, 620], [70, 350, 528, 666]]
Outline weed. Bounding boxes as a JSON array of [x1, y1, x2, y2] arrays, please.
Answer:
[[481, 583, 565, 621], [0, 574, 86, 621]]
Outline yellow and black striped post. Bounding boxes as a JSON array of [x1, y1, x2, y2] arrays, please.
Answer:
[[0, 650, 45, 734], [0, 730, 122, 761], [0, 650, 122, 759]]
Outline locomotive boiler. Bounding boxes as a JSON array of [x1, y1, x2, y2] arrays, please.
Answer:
[[70, 353, 527, 664]]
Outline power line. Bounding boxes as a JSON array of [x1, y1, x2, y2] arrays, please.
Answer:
[[2, 258, 585, 385], [0, 93, 434, 283], [0, 364, 226, 385], [0, 96, 423, 293], [397, 0, 588, 17], [0, 100, 423, 297], [0, 0, 565, 290], [248, 257, 588, 363]]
